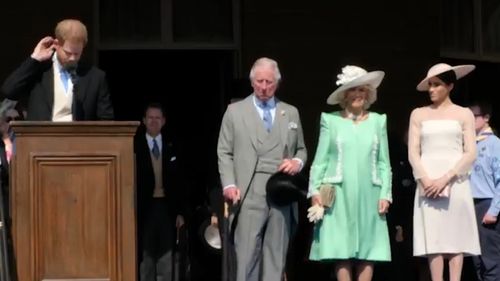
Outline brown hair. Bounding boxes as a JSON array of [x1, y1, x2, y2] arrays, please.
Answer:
[[54, 19, 88, 45], [436, 70, 457, 85]]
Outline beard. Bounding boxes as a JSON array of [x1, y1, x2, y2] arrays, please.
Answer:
[[62, 61, 77, 71]]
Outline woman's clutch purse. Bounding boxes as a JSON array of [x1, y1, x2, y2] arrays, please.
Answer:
[[319, 183, 335, 208]]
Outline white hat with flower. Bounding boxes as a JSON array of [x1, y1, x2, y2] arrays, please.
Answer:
[[327, 65, 385, 105]]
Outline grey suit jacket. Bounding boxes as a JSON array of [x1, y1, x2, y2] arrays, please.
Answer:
[[217, 94, 307, 200]]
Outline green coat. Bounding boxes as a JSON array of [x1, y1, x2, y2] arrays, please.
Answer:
[[308, 111, 392, 261]]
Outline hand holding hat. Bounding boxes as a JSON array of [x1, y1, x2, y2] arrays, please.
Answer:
[[223, 186, 241, 205], [266, 171, 307, 206]]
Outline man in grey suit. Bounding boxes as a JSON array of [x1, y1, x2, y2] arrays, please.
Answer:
[[217, 57, 307, 281]]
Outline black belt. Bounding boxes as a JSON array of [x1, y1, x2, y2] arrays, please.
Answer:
[[473, 198, 492, 203]]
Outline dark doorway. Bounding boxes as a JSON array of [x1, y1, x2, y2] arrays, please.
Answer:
[[99, 49, 233, 191], [99, 50, 236, 280]]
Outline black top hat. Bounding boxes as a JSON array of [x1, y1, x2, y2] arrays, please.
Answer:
[[266, 172, 307, 206]]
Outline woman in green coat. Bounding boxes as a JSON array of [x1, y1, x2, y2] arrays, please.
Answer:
[[307, 65, 392, 281]]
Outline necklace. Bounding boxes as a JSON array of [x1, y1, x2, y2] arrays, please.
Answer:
[[344, 109, 364, 121]]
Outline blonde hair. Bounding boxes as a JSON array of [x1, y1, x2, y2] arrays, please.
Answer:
[[54, 19, 88, 45], [338, 85, 376, 110]]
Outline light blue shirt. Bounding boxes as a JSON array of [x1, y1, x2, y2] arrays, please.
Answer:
[[470, 134, 500, 216], [145, 133, 162, 153], [253, 95, 276, 123], [52, 55, 72, 95]]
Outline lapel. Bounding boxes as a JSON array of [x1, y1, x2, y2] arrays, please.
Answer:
[[74, 66, 89, 105], [137, 133, 154, 183], [242, 96, 290, 152], [161, 134, 169, 169], [141, 134, 154, 171], [160, 133, 176, 191], [40, 65, 90, 118], [41, 67, 55, 113], [276, 100, 289, 152], [71, 66, 92, 121], [242, 96, 260, 151]]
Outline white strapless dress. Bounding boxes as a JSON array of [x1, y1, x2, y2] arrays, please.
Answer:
[[413, 120, 481, 256]]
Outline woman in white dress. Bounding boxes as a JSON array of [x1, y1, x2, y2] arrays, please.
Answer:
[[408, 63, 481, 281]]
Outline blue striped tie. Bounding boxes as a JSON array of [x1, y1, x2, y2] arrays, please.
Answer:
[[152, 139, 160, 159], [261, 102, 272, 132], [60, 70, 70, 92]]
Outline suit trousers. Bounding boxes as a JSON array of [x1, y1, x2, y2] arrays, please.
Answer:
[[234, 172, 292, 281], [140, 198, 175, 281], [472, 198, 500, 281]]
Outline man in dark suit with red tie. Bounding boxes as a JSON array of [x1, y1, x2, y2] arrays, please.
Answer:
[[135, 103, 185, 281]]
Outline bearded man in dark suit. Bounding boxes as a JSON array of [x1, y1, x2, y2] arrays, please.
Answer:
[[1, 19, 113, 121]]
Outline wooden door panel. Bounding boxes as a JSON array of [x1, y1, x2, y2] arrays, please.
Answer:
[[34, 157, 117, 280]]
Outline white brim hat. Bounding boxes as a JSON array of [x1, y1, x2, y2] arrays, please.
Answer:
[[203, 224, 221, 250], [327, 65, 385, 105], [416, 63, 475, 91]]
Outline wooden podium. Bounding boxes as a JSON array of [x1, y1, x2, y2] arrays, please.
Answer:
[[10, 121, 139, 281]]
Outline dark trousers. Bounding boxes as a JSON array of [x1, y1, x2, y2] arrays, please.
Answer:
[[473, 198, 500, 281], [140, 198, 175, 281]]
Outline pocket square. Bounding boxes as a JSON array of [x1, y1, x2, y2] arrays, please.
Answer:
[[288, 122, 298, 130], [170, 156, 176, 162]]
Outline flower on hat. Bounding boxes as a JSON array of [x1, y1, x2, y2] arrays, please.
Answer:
[[327, 65, 384, 106], [336, 65, 368, 86]]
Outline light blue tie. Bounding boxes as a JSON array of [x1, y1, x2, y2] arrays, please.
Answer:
[[60, 70, 70, 92], [261, 101, 272, 132], [152, 139, 160, 159]]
